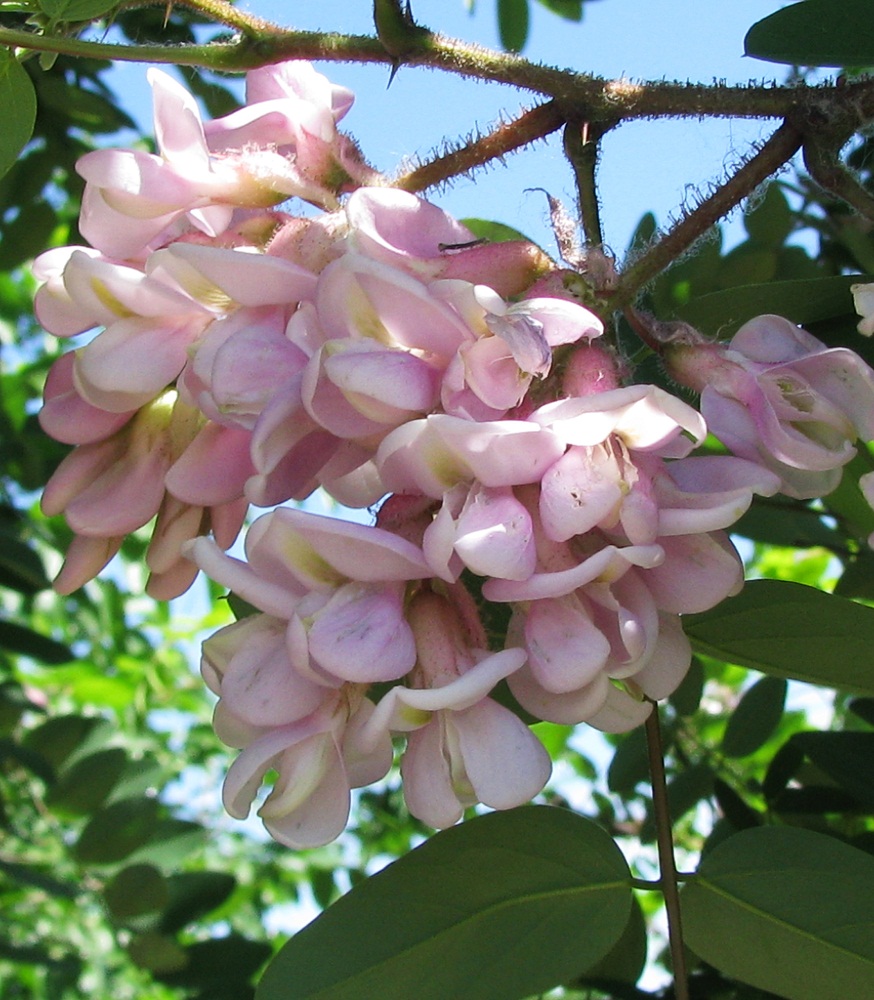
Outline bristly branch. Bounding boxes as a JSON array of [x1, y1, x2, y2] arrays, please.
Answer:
[[393, 101, 565, 193], [117, 0, 279, 36], [562, 119, 616, 249], [613, 119, 804, 307], [7, 17, 874, 128]]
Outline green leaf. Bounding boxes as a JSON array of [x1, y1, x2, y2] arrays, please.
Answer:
[[459, 218, 535, 244], [74, 797, 162, 864], [256, 806, 633, 1000], [721, 677, 787, 758], [0, 531, 50, 593], [675, 275, 873, 339], [126, 817, 207, 869], [575, 894, 647, 987], [161, 936, 271, 990], [792, 732, 874, 809], [0, 52, 36, 180], [606, 726, 649, 794], [0, 620, 74, 664], [498, 0, 529, 52], [38, 0, 117, 20], [22, 714, 113, 772], [684, 580, 874, 695], [159, 871, 237, 933], [127, 931, 188, 975], [44, 747, 128, 815], [104, 864, 170, 922], [683, 826, 874, 999], [745, 0, 874, 68], [743, 184, 793, 249], [0, 858, 81, 899], [536, 0, 583, 21]]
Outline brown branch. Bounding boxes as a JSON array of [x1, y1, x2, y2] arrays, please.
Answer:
[[393, 101, 565, 193], [614, 119, 804, 306], [645, 700, 690, 1000], [562, 119, 616, 249]]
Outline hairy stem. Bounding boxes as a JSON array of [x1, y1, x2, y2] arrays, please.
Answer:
[[614, 119, 804, 306], [563, 119, 614, 248], [6, 18, 874, 126], [645, 700, 689, 1000], [393, 101, 565, 193], [117, 0, 279, 35]]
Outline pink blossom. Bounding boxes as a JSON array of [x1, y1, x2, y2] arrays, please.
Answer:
[[345, 187, 554, 295], [666, 314, 874, 498], [362, 590, 551, 828], [77, 68, 348, 258], [221, 691, 393, 849]]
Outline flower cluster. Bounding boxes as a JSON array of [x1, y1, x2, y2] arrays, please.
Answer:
[[34, 61, 874, 847]]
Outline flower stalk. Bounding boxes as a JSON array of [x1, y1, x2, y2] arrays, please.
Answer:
[[645, 699, 690, 1000]]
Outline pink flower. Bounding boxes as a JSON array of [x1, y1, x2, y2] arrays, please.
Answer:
[[666, 314, 874, 498], [345, 188, 554, 296], [220, 690, 393, 849], [361, 590, 551, 828], [41, 389, 249, 597]]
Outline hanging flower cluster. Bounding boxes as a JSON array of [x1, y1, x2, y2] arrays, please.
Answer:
[[33, 61, 874, 848]]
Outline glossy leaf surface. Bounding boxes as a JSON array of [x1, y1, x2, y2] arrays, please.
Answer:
[[684, 581, 874, 694], [684, 826, 874, 999], [256, 806, 632, 1000], [745, 0, 874, 67]]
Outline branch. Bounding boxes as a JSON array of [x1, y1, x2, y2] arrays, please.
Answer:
[[614, 119, 804, 306], [6, 17, 874, 128], [562, 118, 616, 249], [645, 701, 690, 1000], [393, 101, 565, 193], [117, 0, 278, 36]]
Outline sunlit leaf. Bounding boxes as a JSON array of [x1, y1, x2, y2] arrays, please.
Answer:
[[683, 827, 874, 999], [675, 275, 873, 338], [0, 52, 36, 180], [684, 580, 874, 695], [745, 0, 874, 68], [256, 806, 633, 1000]]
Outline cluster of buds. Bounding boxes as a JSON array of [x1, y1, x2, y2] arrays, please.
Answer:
[[33, 61, 874, 847]]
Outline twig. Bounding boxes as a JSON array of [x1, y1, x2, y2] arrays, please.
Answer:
[[562, 119, 616, 249], [644, 699, 690, 1000], [393, 101, 565, 193], [614, 119, 804, 306]]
